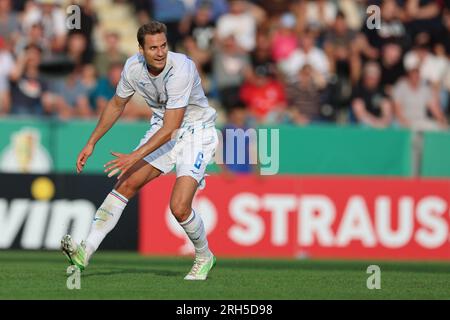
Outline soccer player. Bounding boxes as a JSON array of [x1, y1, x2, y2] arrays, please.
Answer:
[[61, 21, 218, 280]]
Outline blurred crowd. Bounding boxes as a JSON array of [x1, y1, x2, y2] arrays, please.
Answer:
[[0, 0, 450, 131]]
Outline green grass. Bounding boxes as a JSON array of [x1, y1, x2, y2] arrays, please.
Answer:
[[1, 250, 450, 299]]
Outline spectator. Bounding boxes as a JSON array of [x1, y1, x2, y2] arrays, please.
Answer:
[[50, 70, 92, 119], [216, 0, 257, 52], [392, 54, 448, 130], [90, 62, 149, 120], [304, 0, 338, 32], [66, 31, 91, 70], [351, 62, 393, 128], [94, 31, 128, 77], [14, 22, 50, 58], [90, 62, 122, 115], [239, 62, 286, 123], [0, 36, 13, 114], [271, 12, 298, 63], [0, 0, 20, 46], [22, 0, 67, 53], [182, 2, 215, 80], [212, 35, 250, 109], [278, 28, 330, 82], [80, 64, 98, 103], [251, 31, 277, 78], [151, 0, 189, 49], [399, 0, 443, 41], [0, 75, 9, 115], [9, 44, 53, 116], [68, 0, 98, 64], [379, 40, 406, 97], [285, 64, 327, 125], [323, 11, 360, 83], [358, 0, 408, 61]]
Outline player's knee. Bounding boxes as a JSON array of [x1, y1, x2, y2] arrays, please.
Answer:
[[170, 200, 191, 222], [115, 178, 140, 199]]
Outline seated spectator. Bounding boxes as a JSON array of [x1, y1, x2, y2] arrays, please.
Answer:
[[392, 54, 448, 130], [80, 63, 98, 101], [403, 35, 448, 88], [278, 28, 330, 82], [14, 22, 51, 58], [399, 0, 443, 41], [270, 12, 298, 63], [212, 35, 250, 109], [182, 2, 215, 89], [323, 11, 359, 83], [90, 62, 149, 120], [90, 63, 122, 115], [0, 35, 13, 115], [0, 73, 9, 115], [94, 31, 128, 77], [379, 40, 406, 97], [285, 64, 327, 125], [251, 31, 277, 78], [216, 0, 257, 52], [0, 0, 20, 46], [304, 0, 338, 32], [69, 0, 98, 64], [51, 70, 92, 119], [351, 62, 393, 128], [9, 44, 52, 116], [22, 0, 67, 53], [239, 63, 286, 123], [65, 31, 91, 70], [357, 0, 408, 61]]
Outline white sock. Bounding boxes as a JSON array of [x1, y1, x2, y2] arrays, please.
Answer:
[[85, 189, 128, 260], [179, 209, 212, 259]]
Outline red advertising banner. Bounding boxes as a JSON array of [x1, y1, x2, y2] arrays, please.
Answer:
[[139, 175, 450, 260]]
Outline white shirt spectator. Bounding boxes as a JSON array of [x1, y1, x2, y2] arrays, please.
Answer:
[[216, 12, 256, 51], [404, 50, 449, 85], [278, 47, 330, 81], [0, 50, 14, 79], [22, 3, 67, 39]]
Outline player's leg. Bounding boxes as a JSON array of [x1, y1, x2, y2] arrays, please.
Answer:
[[170, 176, 216, 280], [61, 160, 161, 270]]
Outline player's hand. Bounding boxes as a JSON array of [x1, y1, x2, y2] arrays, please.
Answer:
[[104, 151, 140, 180], [76, 144, 94, 173]]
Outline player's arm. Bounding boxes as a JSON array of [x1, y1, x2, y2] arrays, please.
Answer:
[[104, 107, 186, 179], [76, 94, 131, 173]]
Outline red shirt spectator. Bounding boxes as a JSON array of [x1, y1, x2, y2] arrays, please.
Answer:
[[240, 66, 286, 121]]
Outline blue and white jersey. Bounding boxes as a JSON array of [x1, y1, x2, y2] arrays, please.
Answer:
[[116, 51, 216, 129]]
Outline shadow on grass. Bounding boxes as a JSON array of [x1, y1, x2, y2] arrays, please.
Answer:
[[82, 268, 183, 278]]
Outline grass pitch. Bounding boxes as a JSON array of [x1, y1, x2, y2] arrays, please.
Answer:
[[1, 250, 449, 300]]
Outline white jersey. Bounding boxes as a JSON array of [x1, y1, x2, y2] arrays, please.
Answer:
[[116, 51, 216, 129]]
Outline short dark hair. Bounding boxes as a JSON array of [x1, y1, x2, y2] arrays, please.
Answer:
[[137, 21, 167, 47]]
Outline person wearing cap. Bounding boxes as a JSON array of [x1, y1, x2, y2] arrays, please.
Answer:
[[392, 54, 448, 131]]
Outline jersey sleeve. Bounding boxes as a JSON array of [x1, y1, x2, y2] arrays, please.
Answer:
[[116, 67, 135, 98], [165, 61, 194, 109]]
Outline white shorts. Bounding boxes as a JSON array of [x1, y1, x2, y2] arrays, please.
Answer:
[[135, 125, 218, 188]]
